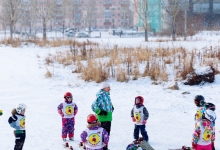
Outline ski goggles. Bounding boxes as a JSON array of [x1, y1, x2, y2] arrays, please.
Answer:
[[66, 96, 72, 99]]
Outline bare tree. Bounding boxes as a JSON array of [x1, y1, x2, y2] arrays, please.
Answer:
[[121, 0, 132, 29], [133, 0, 159, 41], [162, 0, 181, 41], [30, 0, 57, 40], [83, 0, 97, 36], [0, 0, 22, 38], [65, 0, 80, 29]]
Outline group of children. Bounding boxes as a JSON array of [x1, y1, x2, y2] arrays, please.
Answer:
[[5, 93, 217, 150]]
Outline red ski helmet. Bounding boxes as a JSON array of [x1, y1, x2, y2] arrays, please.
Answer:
[[87, 114, 98, 124], [135, 96, 144, 105], [64, 92, 72, 101]]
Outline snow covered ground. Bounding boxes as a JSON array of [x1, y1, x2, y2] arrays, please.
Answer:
[[0, 32, 220, 150]]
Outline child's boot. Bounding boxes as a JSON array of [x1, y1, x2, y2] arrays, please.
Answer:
[[69, 137, 74, 141]]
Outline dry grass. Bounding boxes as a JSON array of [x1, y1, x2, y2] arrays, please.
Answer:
[[37, 40, 220, 83], [45, 69, 52, 78]]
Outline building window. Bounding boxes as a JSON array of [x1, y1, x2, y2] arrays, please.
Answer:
[[118, 20, 120, 22], [100, 20, 102, 22], [118, 14, 120, 16], [105, 12, 112, 18], [105, 19, 110, 22]]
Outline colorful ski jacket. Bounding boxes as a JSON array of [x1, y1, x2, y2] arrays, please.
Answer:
[[91, 90, 113, 122], [8, 109, 26, 130], [195, 106, 206, 124], [192, 119, 215, 146], [58, 102, 78, 118], [80, 122, 109, 150], [131, 104, 149, 125]]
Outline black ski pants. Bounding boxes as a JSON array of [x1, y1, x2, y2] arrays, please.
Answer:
[[101, 121, 111, 136], [14, 130, 26, 150], [101, 121, 111, 150], [133, 124, 148, 142]]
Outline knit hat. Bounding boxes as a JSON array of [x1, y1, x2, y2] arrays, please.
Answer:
[[101, 82, 110, 89]]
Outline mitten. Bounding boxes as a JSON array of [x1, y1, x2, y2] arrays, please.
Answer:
[[12, 115, 18, 121], [142, 120, 147, 125], [8, 115, 18, 124], [112, 106, 114, 112], [0, 110, 2, 116], [192, 142, 196, 149], [132, 117, 136, 122], [99, 111, 107, 116]]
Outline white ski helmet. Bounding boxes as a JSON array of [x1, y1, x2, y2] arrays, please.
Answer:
[[204, 109, 216, 122], [16, 103, 27, 114]]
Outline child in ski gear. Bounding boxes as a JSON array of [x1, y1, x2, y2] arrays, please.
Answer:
[[192, 109, 215, 150], [131, 96, 149, 143], [80, 114, 109, 150], [58, 92, 78, 142], [8, 103, 27, 150], [91, 82, 113, 150], [203, 102, 216, 150], [194, 95, 206, 124], [0, 109, 2, 116], [204, 102, 216, 127]]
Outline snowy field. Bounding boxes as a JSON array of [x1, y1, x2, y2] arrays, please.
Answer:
[[0, 32, 220, 150]]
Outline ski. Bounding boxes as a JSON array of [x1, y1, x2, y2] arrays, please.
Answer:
[[139, 140, 154, 150], [168, 146, 192, 150], [63, 142, 73, 150]]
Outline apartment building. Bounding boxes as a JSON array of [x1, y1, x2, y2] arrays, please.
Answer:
[[0, 0, 134, 32]]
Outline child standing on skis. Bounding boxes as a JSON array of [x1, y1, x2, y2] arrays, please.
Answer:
[[192, 109, 215, 150], [58, 92, 78, 142], [80, 114, 109, 150], [131, 96, 149, 143], [8, 103, 27, 150]]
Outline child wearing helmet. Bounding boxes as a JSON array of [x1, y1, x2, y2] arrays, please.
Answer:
[[194, 95, 206, 124], [80, 114, 109, 150], [192, 109, 215, 150], [8, 103, 27, 150], [203, 102, 216, 149], [131, 96, 149, 143], [57, 92, 78, 142], [204, 102, 216, 127]]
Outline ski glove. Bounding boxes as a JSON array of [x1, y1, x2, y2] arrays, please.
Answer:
[[99, 111, 107, 116], [112, 106, 114, 112], [0, 110, 2, 116], [132, 117, 136, 122], [8, 115, 18, 124], [142, 120, 147, 125], [192, 142, 196, 149]]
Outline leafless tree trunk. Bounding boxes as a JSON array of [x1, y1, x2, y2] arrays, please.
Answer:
[[0, 0, 22, 38], [30, 0, 56, 40], [184, 0, 187, 40], [133, 0, 158, 42], [121, 0, 132, 29], [65, 0, 80, 31], [162, 0, 180, 41], [84, 0, 97, 36]]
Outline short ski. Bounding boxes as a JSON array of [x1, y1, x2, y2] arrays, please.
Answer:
[[168, 146, 192, 150], [139, 140, 154, 150], [63, 142, 73, 150]]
